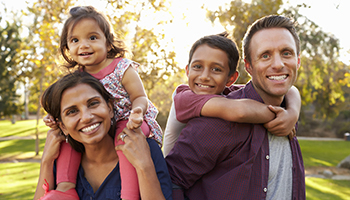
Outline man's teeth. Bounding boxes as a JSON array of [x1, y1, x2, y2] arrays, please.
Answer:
[[81, 123, 100, 132], [198, 84, 210, 88], [268, 75, 287, 81]]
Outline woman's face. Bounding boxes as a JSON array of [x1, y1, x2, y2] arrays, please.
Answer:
[[59, 83, 114, 146]]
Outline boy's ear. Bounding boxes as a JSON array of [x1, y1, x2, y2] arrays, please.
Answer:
[[185, 65, 189, 77], [226, 71, 239, 86]]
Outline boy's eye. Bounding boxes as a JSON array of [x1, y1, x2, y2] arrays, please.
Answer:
[[90, 35, 97, 40], [212, 67, 222, 72], [192, 65, 201, 70]]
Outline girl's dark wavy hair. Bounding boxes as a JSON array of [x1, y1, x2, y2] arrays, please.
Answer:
[[41, 71, 116, 153], [60, 6, 129, 70]]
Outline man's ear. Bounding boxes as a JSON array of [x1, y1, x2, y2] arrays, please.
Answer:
[[244, 59, 253, 76], [226, 71, 239, 86], [297, 55, 301, 70]]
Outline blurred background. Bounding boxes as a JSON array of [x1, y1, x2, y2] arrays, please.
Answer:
[[1, 0, 350, 199]]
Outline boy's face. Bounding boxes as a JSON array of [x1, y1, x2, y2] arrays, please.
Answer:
[[186, 44, 238, 95]]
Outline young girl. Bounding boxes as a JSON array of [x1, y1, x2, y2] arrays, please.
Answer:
[[41, 6, 162, 200], [163, 33, 300, 157]]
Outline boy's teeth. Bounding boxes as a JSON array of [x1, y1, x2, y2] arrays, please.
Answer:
[[198, 84, 210, 88], [268, 75, 287, 81], [82, 123, 100, 132]]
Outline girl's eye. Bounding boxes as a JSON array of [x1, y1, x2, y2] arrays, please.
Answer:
[[90, 35, 97, 40], [71, 38, 78, 43]]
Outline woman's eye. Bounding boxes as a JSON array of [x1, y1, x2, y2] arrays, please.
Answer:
[[89, 101, 100, 107], [66, 109, 77, 116]]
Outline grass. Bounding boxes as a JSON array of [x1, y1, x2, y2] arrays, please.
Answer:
[[1, 119, 350, 199], [0, 119, 49, 138]]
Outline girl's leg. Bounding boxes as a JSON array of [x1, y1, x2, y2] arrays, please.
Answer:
[[40, 142, 80, 199], [55, 142, 81, 198], [115, 120, 150, 200]]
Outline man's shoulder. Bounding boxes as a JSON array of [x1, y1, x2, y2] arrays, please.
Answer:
[[185, 117, 233, 134]]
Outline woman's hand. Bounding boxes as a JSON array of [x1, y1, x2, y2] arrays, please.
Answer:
[[115, 128, 166, 200], [115, 127, 152, 170]]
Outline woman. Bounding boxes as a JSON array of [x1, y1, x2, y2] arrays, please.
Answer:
[[34, 71, 172, 199]]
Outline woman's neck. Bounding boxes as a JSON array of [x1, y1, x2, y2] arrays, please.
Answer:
[[82, 135, 118, 164]]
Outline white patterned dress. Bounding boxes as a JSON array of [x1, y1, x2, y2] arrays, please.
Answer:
[[90, 57, 163, 145]]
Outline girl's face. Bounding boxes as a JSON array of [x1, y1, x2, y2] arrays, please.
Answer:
[[67, 18, 112, 74], [59, 83, 114, 146]]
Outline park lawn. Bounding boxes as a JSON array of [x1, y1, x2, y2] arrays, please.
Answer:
[[0, 162, 40, 199], [0, 121, 350, 199], [298, 140, 350, 167], [0, 119, 49, 138]]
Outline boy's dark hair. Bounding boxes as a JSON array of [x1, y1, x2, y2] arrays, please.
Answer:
[[41, 71, 116, 153], [188, 32, 240, 76], [60, 6, 129, 69], [243, 15, 300, 63]]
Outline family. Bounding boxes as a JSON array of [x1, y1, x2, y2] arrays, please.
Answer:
[[33, 5, 305, 200]]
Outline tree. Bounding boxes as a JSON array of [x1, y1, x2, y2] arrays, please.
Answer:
[[0, 17, 22, 119]]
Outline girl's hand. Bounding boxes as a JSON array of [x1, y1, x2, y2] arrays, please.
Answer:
[[264, 105, 296, 137], [43, 114, 58, 129], [41, 128, 65, 164], [115, 127, 152, 170], [127, 107, 144, 130]]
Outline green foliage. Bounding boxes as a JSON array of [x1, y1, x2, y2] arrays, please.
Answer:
[[0, 17, 22, 117]]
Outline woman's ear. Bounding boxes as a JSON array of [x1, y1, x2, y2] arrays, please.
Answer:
[[108, 100, 114, 118], [58, 121, 68, 136]]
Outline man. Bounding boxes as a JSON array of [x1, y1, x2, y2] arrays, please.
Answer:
[[165, 15, 305, 200]]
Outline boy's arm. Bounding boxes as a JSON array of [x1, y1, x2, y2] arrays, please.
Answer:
[[201, 97, 275, 123], [264, 86, 301, 136], [163, 90, 186, 157]]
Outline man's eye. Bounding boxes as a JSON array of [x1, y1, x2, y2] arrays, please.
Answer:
[[262, 54, 269, 59]]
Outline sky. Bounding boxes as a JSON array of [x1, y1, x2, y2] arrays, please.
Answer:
[[1, 0, 349, 65]]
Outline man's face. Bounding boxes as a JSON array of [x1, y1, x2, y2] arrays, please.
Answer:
[[245, 27, 300, 104]]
